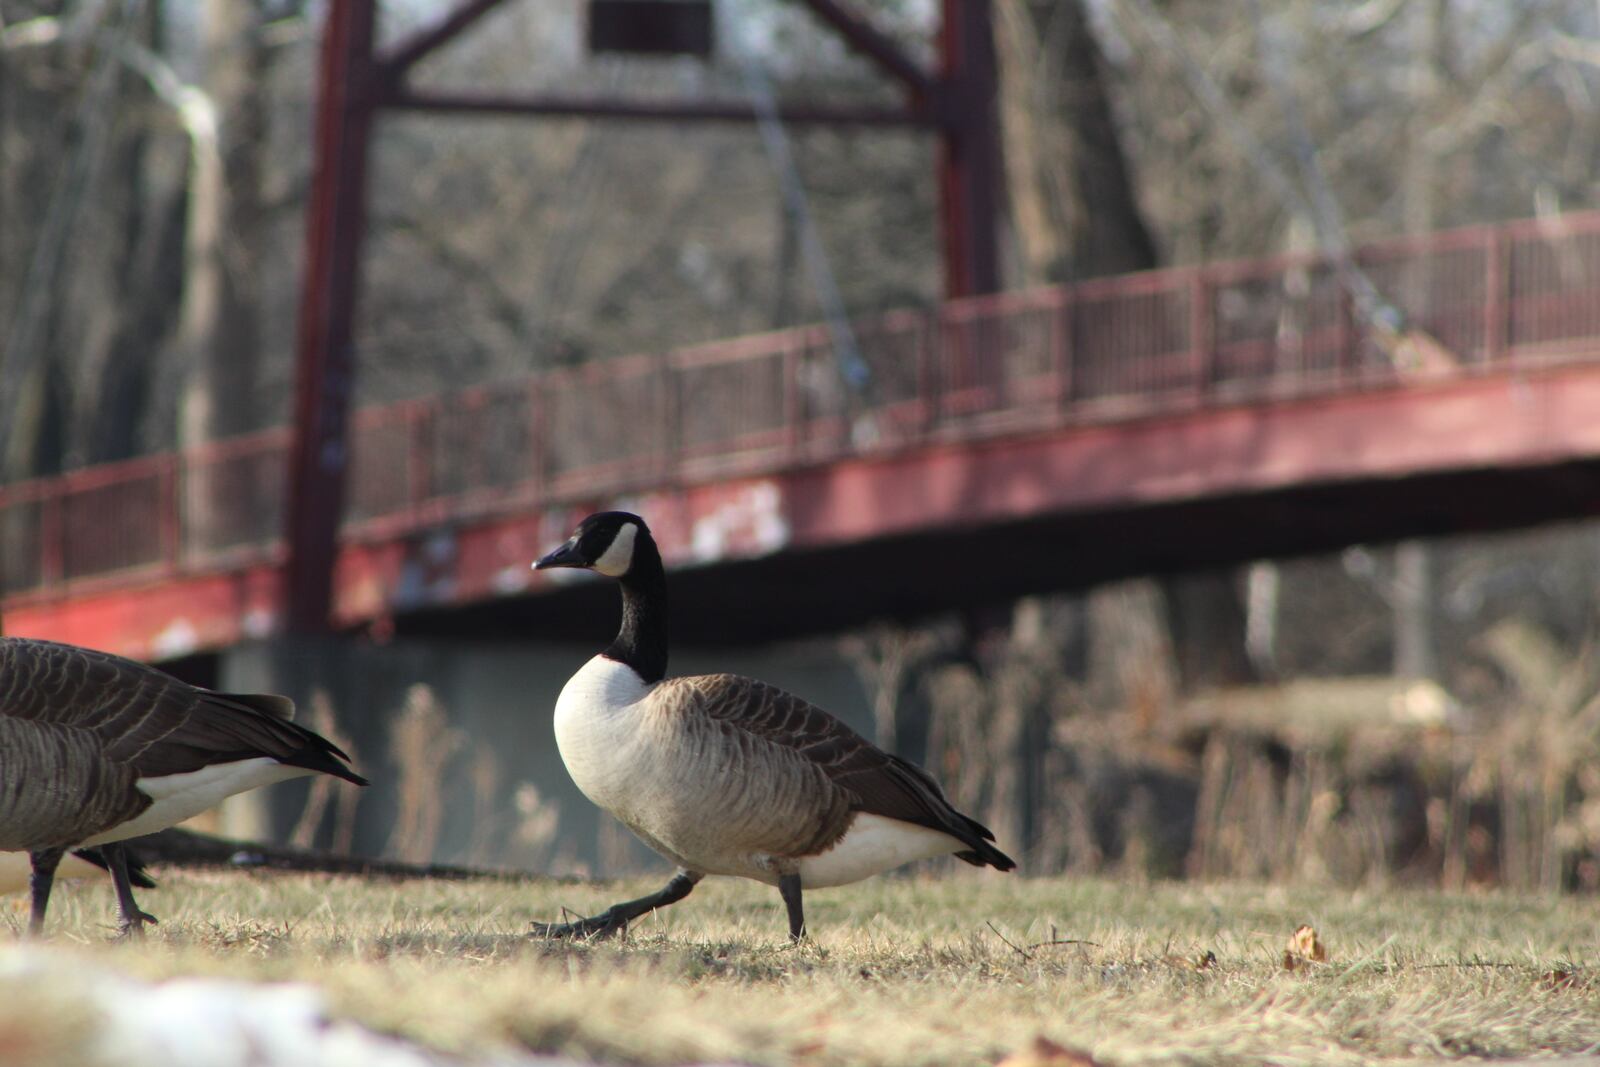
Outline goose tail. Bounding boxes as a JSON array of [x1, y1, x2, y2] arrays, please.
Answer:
[[953, 837, 1017, 872], [72, 846, 157, 889]]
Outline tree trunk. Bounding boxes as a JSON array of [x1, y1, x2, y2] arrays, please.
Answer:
[[1390, 0, 1450, 681], [995, 0, 1253, 694], [995, 0, 1159, 284], [79, 0, 185, 466], [177, 0, 272, 553], [1163, 569, 1257, 691], [1393, 540, 1440, 679], [179, 0, 268, 447]]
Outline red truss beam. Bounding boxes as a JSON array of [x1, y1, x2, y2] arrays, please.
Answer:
[[284, 0, 1001, 633], [376, 87, 941, 126]]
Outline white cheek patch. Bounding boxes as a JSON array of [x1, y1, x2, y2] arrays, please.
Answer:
[[593, 522, 638, 577]]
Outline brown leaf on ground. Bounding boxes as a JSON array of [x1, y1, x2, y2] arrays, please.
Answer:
[[1283, 924, 1328, 970], [1163, 949, 1217, 972], [996, 1035, 1104, 1067], [1542, 969, 1589, 991]]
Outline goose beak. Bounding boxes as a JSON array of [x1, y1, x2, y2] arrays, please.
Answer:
[[534, 541, 587, 570]]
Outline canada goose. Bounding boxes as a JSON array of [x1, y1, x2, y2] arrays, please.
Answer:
[[0, 637, 366, 936], [532, 512, 1015, 941]]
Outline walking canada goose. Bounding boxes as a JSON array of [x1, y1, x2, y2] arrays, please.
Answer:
[[532, 512, 1015, 941], [0, 637, 366, 936]]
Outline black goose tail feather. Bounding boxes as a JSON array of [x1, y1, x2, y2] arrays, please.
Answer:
[[950, 811, 1018, 871], [199, 691, 368, 787], [880, 754, 1017, 872], [280, 734, 369, 787], [72, 847, 157, 889], [954, 838, 1018, 872]]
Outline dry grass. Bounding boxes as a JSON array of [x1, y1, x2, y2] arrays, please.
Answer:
[[5, 869, 1600, 1065]]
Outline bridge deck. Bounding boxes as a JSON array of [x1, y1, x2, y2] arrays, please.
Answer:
[[6, 213, 1600, 657]]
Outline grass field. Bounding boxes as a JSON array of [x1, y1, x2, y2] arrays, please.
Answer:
[[5, 868, 1600, 1066]]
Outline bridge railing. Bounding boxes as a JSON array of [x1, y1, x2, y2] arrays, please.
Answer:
[[6, 212, 1600, 603]]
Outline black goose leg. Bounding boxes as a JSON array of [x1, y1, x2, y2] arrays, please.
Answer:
[[778, 873, 806, 942], [26, 848, 64, 937], [531, 869, 702, 940], [103, 843, 157, 938]]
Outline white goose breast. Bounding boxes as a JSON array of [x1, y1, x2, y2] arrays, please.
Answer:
[[552, 655, 654, 812]]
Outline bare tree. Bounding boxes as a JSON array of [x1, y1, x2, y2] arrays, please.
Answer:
[[176, 0, 274, 449], [994, 0, 1157, 284], [996, 0, 1256, 693], [842, 622, 945, 751]]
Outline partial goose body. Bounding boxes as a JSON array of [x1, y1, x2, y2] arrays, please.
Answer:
[[0, 637, 366, 935], [534, 511, 1014, 942]]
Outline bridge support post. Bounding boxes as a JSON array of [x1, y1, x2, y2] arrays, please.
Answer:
[[937, 0, 1001, 299], [284, 0, 378, 633]]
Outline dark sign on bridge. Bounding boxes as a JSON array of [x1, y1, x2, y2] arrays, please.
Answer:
[[588, 0, 714, 57]]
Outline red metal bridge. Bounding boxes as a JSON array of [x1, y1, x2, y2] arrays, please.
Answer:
[[6, 212, 1600, 660]]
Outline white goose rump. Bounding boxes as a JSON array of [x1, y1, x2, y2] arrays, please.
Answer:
[[81, 758, 313, 846]]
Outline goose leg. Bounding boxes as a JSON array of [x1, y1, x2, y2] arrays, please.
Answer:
[[778, 873, 805, 942], [531, 869, 702, 940], [103, 843, 157, 938], [26, 848, 64, 937]]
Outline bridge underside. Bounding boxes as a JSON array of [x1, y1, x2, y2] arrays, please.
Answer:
[[11, 361, 1600, 657]]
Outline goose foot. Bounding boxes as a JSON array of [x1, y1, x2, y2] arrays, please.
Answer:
[[115, 911, 159, 940], [529, 909, 631, 941], [104, 844, 157, 940], [530, 869, 703, 942]]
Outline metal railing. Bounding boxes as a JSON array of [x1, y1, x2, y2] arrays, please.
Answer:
[[6, 212, 1600, 603]]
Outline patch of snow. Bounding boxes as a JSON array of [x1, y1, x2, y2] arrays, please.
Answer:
[[0, 949, 583, 1067]]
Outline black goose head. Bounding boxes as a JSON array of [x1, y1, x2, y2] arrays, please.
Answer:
[[535, 511, 650, 579], [537, 512, 668, 680]]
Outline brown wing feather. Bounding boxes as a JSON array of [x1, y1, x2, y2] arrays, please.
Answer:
[[655, 676, 853, 857], [0, 717, 147, 850], [667, 674, 1013, 868]]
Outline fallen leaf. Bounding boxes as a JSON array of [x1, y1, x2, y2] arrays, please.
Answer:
[[1283, 924, 1328, 971], [1543, 969, 1587, 991], [996, 1035, 1104, 1067], [1161, 949, 1216, 972]]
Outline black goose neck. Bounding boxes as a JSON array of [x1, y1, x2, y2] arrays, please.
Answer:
[[604, 535, 668, 684]]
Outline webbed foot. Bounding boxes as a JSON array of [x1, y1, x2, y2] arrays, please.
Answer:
[[530, 909, 628, 940]]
